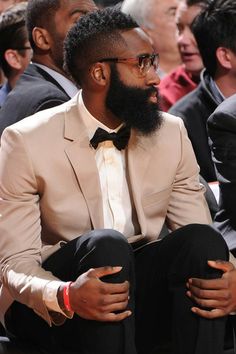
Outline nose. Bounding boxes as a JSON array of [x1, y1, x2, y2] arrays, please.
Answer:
[[145, 66, 160, 86]]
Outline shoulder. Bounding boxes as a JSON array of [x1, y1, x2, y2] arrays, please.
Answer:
[[2, 94, 78, 139], [208, 94, 236, 130]]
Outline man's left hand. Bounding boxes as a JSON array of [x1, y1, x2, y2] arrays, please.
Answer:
[[187, 260, 236, 318]]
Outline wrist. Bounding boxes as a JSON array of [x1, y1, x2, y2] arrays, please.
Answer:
[[57, 282, 73, 313], [63, 281, 73, 312]]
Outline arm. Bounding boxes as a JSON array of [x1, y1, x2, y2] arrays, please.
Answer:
[[0, 127, 130, 324], [208, 101, 236, 229], [166, 118, 212, 230]]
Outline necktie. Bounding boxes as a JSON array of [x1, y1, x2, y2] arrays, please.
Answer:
[[90, 125, 130, 150]]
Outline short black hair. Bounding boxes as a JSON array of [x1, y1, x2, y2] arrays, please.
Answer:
[[192, 0, 236, 77], [64, 7, 138, 85], [0, 2, 28, 77], [186, 0, 210, 6], [94, 0, 121, 8], [26, 0, 61, 49]]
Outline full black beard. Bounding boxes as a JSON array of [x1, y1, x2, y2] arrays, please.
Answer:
[[106, 64, 163, 135]]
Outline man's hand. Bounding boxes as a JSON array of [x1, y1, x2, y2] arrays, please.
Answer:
[[61, 266, 131, 322], [187, 260, 236, 318]]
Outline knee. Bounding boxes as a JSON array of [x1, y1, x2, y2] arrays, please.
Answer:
[[76, 229, 132, 265], [181, 223, 228, 260]]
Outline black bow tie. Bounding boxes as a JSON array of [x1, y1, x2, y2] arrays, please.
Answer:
[[90, 126, 131, 150]]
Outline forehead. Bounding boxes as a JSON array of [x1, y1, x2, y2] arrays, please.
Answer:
[[149, 0, 179, 17], [119, 28, 154, 56], [176, 2, 202, 25]]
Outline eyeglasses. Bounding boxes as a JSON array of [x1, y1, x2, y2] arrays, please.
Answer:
[[99, 53, 159, 78]]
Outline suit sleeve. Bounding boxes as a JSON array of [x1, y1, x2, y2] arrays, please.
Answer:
[[166, 118, 212, 230], [0, 127, 60, 325], [208, 106, 236, 229]]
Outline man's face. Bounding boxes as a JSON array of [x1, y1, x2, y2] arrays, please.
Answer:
[[176, 2, 204, 77], [105, 28, 162, 136], [144, 0, 180, 58], [50, 0, 97, 70]]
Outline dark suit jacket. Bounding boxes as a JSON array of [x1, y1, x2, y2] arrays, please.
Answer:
[[0, 63, 71, 136], [207, 93, 236, 250], [169, 70, 218, 182]]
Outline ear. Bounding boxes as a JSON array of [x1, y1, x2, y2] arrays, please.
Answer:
[[4, 49, 22, 70], [32, 27, 51, 50], [216, 47, 233, 70], [90, 62, 109, 87]]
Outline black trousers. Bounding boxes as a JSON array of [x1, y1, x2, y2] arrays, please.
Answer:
[[5, 224, 229, 354]]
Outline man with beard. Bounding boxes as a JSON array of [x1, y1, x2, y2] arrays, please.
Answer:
[[0, 0, 97, 136], [0, 7, 230, 354]]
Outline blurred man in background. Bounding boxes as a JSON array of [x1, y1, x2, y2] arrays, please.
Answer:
[[122, 0, 181, 78], [0, 2, 31, 108]]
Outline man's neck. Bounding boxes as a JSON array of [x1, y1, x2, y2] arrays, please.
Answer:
[[82, 91, 122, 130], [32, 55, 66, 78], [214, 73, 236, 99]]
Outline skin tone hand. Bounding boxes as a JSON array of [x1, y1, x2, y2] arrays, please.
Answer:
[[59, 266, 131, 322], [187, 260, 236, 319]]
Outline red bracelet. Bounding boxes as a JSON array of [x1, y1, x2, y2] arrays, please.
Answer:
[[63, 281, 73, 312]]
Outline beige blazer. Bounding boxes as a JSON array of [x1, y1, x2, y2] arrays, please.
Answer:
[[0, 92, 211, 325]]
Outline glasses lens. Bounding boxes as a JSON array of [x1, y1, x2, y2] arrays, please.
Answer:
[[139, 54, 159, 76]]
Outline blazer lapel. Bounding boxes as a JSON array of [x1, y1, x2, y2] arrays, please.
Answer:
[[63, 96, 104, 229]]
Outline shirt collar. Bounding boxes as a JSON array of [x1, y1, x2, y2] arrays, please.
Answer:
[[208, 75, 225, 105], [78, 90, 123, 140], [34, 62, 78, 98]]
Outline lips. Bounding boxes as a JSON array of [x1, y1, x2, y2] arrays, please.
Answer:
[[181, 52, 199, 61], [149, 91, 158, 104]]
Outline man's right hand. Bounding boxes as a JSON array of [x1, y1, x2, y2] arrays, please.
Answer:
[[59, 266, 131, 322]]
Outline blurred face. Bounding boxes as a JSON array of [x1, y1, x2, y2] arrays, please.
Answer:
[[176, 2, 204, 76], [105, 28, 163, 135], [50, 0, 97, 69], [145, 0, 180, 57], [0, 0, 25, 13]]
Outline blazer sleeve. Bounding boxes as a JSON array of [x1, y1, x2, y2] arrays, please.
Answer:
[[166, 118, 212, 230], [208, 102, 236, 229], [0, 127, 60, 325]]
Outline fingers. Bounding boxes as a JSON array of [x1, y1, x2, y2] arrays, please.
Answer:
[[191, 307, 226, 319], [207, 260, 234, 273], [187, 277, 227, 290], [101, 310, 132, 322], [90, 266, 122, 279]]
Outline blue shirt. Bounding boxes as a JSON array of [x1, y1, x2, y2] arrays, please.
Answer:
[[0, 82, 11, 108]]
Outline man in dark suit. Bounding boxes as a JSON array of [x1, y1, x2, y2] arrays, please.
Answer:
[[169, 0, 236, 183], [187, 94, 236, 325], [0, 0, 97, 136], [207, 94, 236, 254]]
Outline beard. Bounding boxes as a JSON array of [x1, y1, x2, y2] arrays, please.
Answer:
[[50, 31, 64, 71], [106, 64, 163, 136]]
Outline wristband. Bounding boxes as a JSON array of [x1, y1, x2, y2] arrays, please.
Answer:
[[63, 281, 73, 312]]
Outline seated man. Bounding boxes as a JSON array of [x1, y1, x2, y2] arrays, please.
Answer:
[[0, 7, 230, 354], [0, 2, 31, 108]]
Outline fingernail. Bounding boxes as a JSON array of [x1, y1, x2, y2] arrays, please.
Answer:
[[112, 266, 122, 271]]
